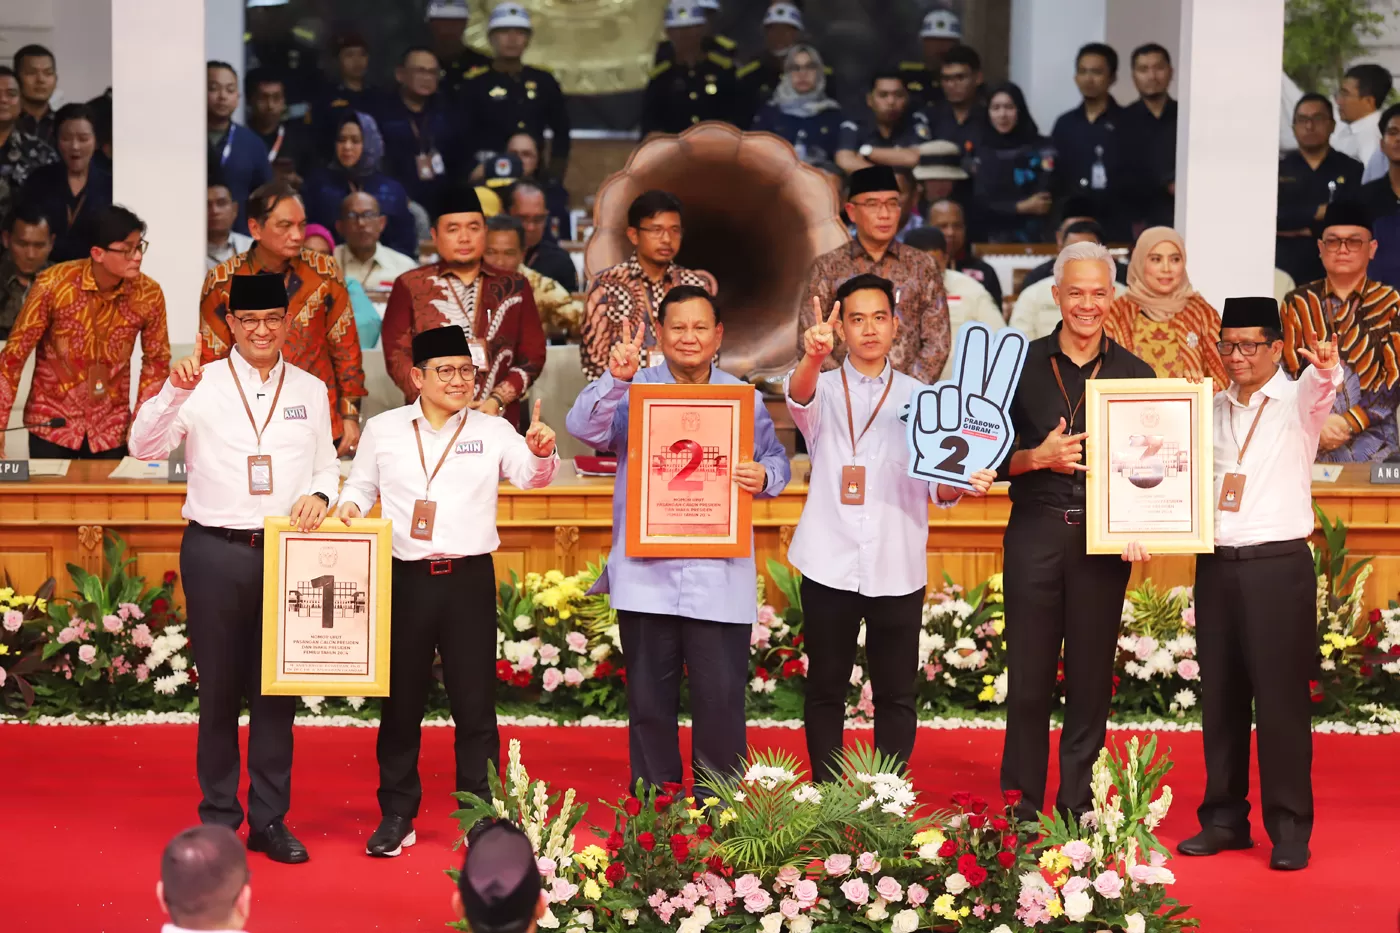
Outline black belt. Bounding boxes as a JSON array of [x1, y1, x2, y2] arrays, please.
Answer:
[[394, 557, 466, 576], [189, 521, 263, 548], [1031, 503, 1086, 525], [1210, 539, 1307, 561]]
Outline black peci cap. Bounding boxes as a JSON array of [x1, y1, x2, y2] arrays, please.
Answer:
[[1220, 296, 1281, 332], [433, 185, 485, 224], [847, 165, 900, 198], [458, 821, 541, 933], [1320, 199, 1372, 234], [412, 325, 472, 365], [228, 273, 288, 312]]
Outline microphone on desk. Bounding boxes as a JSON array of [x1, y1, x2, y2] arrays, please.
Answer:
[[4, 417, 66, 432]]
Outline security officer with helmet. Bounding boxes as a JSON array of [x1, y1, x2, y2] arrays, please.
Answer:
[[901, 9, 963, 112], [655, 0, 737, 64], [429, 1, 493, 95], [643, 1, 740, 135]]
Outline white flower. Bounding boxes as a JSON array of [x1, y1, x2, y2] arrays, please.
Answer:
[[850, 664, 863, 686], [944, 872, 968, 895], [573, 910, 594, 929], [169, 654, 189, 672], [792, 784, 823, 804], [742, 764, 797, 789], [856, 622, 867, 648], [513, 614, 533, 631], [750, 676, 776, 694], [1063, 889, 1093, 922], [301, 694, 325, 713], [758, 915, 782, 933], [991, 926, 1014, 933], [864, 899, 888, 922], [891, 909, 919, 933], [992, 670, 1008, 704], [154, 670, 191, 695], [1321, 659, 1337, 671], [621, 909, 639, 926], [1173, 689, 1196, 710], [676, 905, 713, 933], [1145, 648, 1176, 676], [1125, 912, 1146, 933], [347, 696, 366, 710], [590, 644, 612, 661], [537, 907, 560, 930], [787, 918, 812, 933], [1145, 786, 1173, 831]]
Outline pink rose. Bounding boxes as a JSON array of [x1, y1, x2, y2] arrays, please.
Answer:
[[538, 644, 561, 665], [77, 645, 97, 664], [566, 631, 589, 654], [3, 609, 22, 632], [517, 654, 537, 672], [875, 876, 902, 903], [542, 668, 564, 692], [1093, 870, 1123, 899], [1062, 875, 1091, 895], [779, 899, 801, 920], [757, 605, 777, 625], [1133, 636, 1158, 662], [1060, 840, 1093, 871], [102, 614, 123, 633], [1176, 659, 1200, 681], [907, 883, 928, 906], [793, 880, 818, 906], [131, 624, 153, 649], [0, 667, 6, 687], [743, 890, 773, 914], [750, 623, 771, 647], [121, 602, 144, 620], [856, 851, 880, 873], [734, 875, 762, 898], [56, 626, 77, 645], [824, 854, 852, 876], [1181, 607, 1195, 628], [135, 664, 149, 682], [563, 667, 584, 687], [776, 866, 801, 887], [840, 878, 870, 906]]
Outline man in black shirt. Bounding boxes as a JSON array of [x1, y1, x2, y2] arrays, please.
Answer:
[[428, 1, 492, 94], [899, 9, 962, 112], [641, 4, 740, 135], [1121, 43, 1177, 231], [997, 240, 1154, 826], [509, 181, 578, 293], [1051, 43, 1129, 242], [244, 69, 318, 188], [312, 33, 379, 148], [1354, 103, 1400, 221], [835, 70, 931, 175], [1277, 94, 1363, 286], [924, 44, 984, 159], [927, 198, 1002, 308]]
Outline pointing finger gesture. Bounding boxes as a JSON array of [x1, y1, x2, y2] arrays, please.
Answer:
[[525, 399, 556, 458], [171, 332, 205, 391]]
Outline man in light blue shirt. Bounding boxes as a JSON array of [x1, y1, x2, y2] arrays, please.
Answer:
[[566, 285, 791, 790]]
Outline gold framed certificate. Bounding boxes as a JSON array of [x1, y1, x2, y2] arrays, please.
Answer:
[[625, 382, 755, 558], [1084, 378, 1214, 555], [260, 517, 392, 696]]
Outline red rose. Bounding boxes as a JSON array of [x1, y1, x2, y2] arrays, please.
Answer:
[[695, 824, 714, 840], [637, 831, 655, 851], [937, 839, 957, 858], [950, 792, 972, 808], [1361, 663, 1374, 677], [152, 597, 169, 613], [755, 666, 770, 681], [996, 851, 1016, 870], [782, 659, 805, 678], [511, 671, 532, 687], [969, 795, 988, 813], [1365, 634, 1379, 649], [957, 854, 979, 875], [707, 855, 727, 874], [1371, 608, 1383, 623], [1003, 833, 1017, 850], [655, 794, 674, 812], [619, 666, 627, 685], [624, 797, 642, 817], [964, 864, 988, 887], [594, 660, 614, 679], [967, 814, 987, 829], [672, 841, 690, 862], [792, 634, 804, 647], [163, 570, 177, 585], [990, 817, 1009, 832], [606, 831, 625, 851], [1310, 692, 1324, 704], [670, 832, 689, 849], [496, 660, 514, 681], [1002, 789, 1023, 808], [663, 782, 685, 795], [605, 862, 626, 884]]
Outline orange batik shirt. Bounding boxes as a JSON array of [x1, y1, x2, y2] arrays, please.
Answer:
[[0, 259, 171, 452], [198, 247, 365, 439]]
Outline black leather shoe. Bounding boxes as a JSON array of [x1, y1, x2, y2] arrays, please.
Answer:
[[1177, 826, 1253, 856], [1270, 843, 1309, 871], [247, 820, 309, 864], [366, 815, 416, 857]]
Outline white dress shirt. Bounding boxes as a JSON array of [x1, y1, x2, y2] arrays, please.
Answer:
[[1213, 364, 1340, 548], [334, 242, 419, 293], [338, 400, 559, 560], [786, 357, 955, 597], [206, 231, 253, 271], [1331, 108, 1382, 166], [129, 349, 340, 530], [941, 268, 1006, 381]]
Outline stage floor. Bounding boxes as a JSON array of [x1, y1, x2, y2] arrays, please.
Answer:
[[7, 723, 1398, 932]]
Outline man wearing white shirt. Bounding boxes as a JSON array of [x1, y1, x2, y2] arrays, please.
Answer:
[[333, 191, 419, 294], [786, 273, 994, 782], [206, 171, 253, 272], [903, 226, 1006, 379], [1177, 297, 1340, 873], [157, 825, 251, 932], [1330, 63, 1390, 167], [336, 324, 559, 858], [130, 273, 337, 865]]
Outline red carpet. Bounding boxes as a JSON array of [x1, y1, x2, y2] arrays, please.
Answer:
[[6, 723, 1398, 932]]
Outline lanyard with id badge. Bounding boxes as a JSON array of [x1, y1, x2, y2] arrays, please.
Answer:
[[410, 416, 469, 539], [409, 116, 445, 181], [1219, 398, 1268, 512], [838, 367, 894, 505], [229, 358, 288, 496], [445, 275, 491, 372]]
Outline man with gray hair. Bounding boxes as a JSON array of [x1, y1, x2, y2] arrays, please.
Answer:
[[994, 239, 1155, 828], [156, 825, 252, 932]]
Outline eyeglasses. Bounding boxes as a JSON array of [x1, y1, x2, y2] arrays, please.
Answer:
[[420, 363, 476, 382], [105, 239, 149, 257], [1216, 340, 1273, 357], [343, 210, 382, 224], [1322, 235, 1370, 253], [637, 224, 681, 239], [1292, 114, 1331, 127], [850, 198, 901, 214], [231, 313, 286, 332]]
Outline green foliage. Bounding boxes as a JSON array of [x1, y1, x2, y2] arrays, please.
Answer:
[[1314, 501, 1371, 603], [1284, 0, 1393, 94], [765, 558, 802, 625]]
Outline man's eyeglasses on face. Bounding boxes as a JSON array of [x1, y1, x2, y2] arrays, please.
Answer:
[[232, 313, 286, 332], [105, 239, 149, 257], [852, 198, 900, 215], [1216, 340, 1272, 357], [1293, 114, 1331, 128], [343, 210, 382, 224], [638, 225, 681, 239], [420, 364, 476, 382], [1322, 235, 1369, 253]]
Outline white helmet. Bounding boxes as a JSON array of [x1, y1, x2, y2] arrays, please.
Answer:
[[920, 10, 962, 40]]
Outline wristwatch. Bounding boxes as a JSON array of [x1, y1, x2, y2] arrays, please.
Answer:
[[311, 492, 330, 506], [858, 144, 874, 157]]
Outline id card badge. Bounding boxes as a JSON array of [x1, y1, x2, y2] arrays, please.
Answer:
[[1218, 472, 1246, 512], [247, 454, 274, 496], [87, 363, 111, 400], [429, 149, 446, 176], [415, 152, 436, 181], [468, 338, 489, 369], [411, 499, 437, 540], [645, 349, 663, 369], [840, 465, 866, 506]]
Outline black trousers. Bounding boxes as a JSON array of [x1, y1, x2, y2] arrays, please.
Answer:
[[28, 433, 127, 460], [181, 524, 296, 832], [801, 577, 925, 784], [617, 611, 751, 790], [1195, 541, 1315, 846], [378, 555, 498, 818], [1000, 505, 1132, 821]]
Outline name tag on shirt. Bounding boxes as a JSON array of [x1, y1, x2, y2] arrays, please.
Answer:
[[283, 405, 307, 421], [248, 454, 274, 496], [456, 440, 484, 454], [411, 499, 437, 540]]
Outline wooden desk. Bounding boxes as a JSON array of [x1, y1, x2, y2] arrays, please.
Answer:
[[1, 461, 1395, 611]]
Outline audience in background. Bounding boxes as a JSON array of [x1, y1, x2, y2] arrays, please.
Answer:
[[206, 61, 270, 237], [304, 221, 383, 350], [303, 111, 418, 258], [451, 821, 546, 933], [751, 44, 845, 178], [206, 167, 253, 271], [1332, 63, 1391, 172], [1010, 219, 1127, 340], [901, 9, 963, 112], [0, 203, 54, 339], [334, 191, 419, 296], [927, 198, 1003, 308], [642, 2, 741, 137], [737, 2, 808, 128], [157, 825, 253, 933], [1355, 103, 1400, 224], [1123, 43, 1178, 231], [510, 180, 578, 293], [244, 68, 318, 187], [1053, 43, 1130, 242], [313, 32, 379, 146], [971, 82, 1053, 244], [835, 69, 927, 175], [505, 132, 571, 242], [1278, 93, 1363, 287], [903, 225, 1004, 380], [13, 45, 57, 146], [22, 103, 111, 262], [378, 47, 462, 219], [1104, 226, 1228, 388], [485, 214, 582, 339], [924, 44, 984, 166], [430, 1, 491, 95], [0, 65, 58, 226]]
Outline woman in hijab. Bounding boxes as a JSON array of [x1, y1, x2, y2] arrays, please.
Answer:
[[970, 82, 1055, 243], [302, 110, 418, 258], [1104, 226, 1228, 387], [751, 44, 845, 176]]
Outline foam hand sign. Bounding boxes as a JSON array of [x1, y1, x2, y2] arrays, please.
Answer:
[[907, 323, 1028, 490]]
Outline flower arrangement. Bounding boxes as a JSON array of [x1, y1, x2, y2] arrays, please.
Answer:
[[1113, 584, 1199, 718], [447, 737, 1192, 932], [1, 576, 54, 710]]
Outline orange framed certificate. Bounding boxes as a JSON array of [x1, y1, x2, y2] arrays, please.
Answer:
[[625, 382, 755, 558]]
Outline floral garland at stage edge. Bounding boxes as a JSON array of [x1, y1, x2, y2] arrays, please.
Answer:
[[449, 736, 1193, 933]]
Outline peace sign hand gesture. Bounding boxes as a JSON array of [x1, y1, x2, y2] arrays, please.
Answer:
[[525, 399, 557, 458], [609, 318, 646, 382], [802, 297, 841, 361]]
